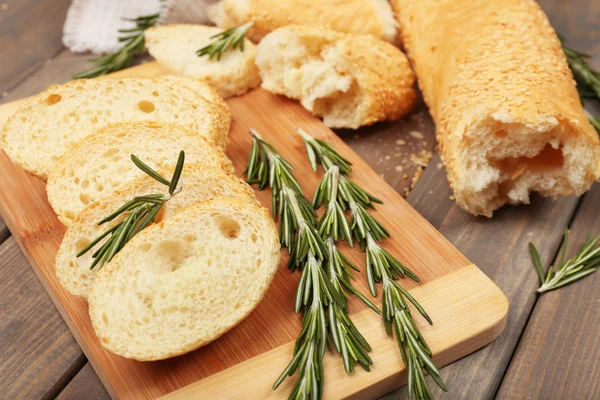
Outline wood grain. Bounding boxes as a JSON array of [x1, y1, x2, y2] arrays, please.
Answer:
[[496, 182, 600, 399], [382, 155, 580, 399], [57, 363, 110, 400], [0, 237, 84, 399], [0, 63, 506, 399], [0, 0, 72, 94]]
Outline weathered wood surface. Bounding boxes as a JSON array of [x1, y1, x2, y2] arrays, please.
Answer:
[[56, 363, 110, 400], [0, 0, 598, 398]]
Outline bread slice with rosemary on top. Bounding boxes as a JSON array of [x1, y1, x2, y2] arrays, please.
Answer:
[[255, 25, 416, 129], [207, 0, 398, 43], [0, 76, 231, 179], [56, 164, 259, 300], [146, 24, 261, 98], [88, 197, 280, 361], [47, 121, 233, 226]]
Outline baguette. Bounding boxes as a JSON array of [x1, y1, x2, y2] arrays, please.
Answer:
[[146, 24, 261, 98], [47, 121, 233, 226], [208, 0, 398, 43], [56, 164, 259, 299], [1, 76, 231, 179], [88, 198, 280, 361], [256, 25, 416, 129], [392, 0, 600, 216]]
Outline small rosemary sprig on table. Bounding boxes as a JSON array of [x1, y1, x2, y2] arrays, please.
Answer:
[[298, 128, 447, 399], [529, 228, 600, 293], [561, 39, 600, 132], [245, 129, 376, 397], [77, 151, 185, 270], [73, 7, 164, 79], [196, 22, 254, 61]]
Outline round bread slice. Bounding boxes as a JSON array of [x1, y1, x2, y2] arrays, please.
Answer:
[[56, 164, 259, 299], [255, 25, 416, 129], [88, 197, 280, 361], [47, 121, 234, 226], [146, 24, 261, 98], [1, 76, 231, 179]]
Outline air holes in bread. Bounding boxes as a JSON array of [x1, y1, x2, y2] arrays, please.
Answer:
[[216, 216, 241, 239], [75, 238, 90, 253], [150, 240, 194, 273], [137, 100, 156, 113], [44, 94, 62, 106]]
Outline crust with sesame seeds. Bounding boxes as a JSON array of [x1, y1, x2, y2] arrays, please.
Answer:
[[392, 0, 600, 217], [255, 25, 416, 129]]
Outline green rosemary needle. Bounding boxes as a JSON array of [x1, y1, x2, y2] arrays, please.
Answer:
[[73, 10, 163, 79], [77, 151, 185, 270], [196, 22, 254, 61], [529, 228, 600, 293]]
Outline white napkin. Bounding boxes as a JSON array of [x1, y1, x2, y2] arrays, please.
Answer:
[[63, 0, 218, 54]]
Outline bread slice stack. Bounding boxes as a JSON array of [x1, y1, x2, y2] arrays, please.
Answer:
[[1, 74, 281, 361]]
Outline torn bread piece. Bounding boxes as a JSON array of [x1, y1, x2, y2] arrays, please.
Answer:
[[47, 121, 233, 226], [392, 0, 600, 216], [256, 25, 416, 129], [88, 197, 279, 361], [208, 0, 398, 43], [56, 164, 259, 299], [146, 24, 261, 98]]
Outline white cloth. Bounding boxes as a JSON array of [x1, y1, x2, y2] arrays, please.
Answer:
[[63, 0, 218, 54]]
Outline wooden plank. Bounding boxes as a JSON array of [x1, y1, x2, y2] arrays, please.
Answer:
[[381, 155, 579, 399], [56, 363, 110, 400], [0, 237, 85, 399], [0, 0, 72, 94], [0, 62, 506, 398], [496, 182, 600, 399]]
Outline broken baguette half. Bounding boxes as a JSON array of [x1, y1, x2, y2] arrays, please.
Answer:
[[88, 197, 280, 361], [255, 25, 416, 129], [47, 121, 233, 226], [56, 164, 259, 299]]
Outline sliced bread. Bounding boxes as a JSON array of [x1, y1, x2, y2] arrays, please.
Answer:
[[256, 25, 416, 129], [146, 24, 261, 98], [88, 197, 280, 361], [56, 164, 259, 299], [1, 76, 231, 179], [47, 121, 234, 226], [207, 0, 398, 43]]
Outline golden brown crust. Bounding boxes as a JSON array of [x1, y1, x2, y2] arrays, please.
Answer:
[[392, 0, 600, 215]]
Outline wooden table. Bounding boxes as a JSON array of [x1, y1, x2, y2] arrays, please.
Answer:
[[0, 1, 598, 398]]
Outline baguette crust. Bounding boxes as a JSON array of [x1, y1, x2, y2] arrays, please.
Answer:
[[256, 25, 416, 129], [393, 0, 600, 216], [208, 0, 398, 43]]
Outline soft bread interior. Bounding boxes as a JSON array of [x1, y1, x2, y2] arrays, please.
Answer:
[[256, 30, 367, 128], [88, 198, 280, 361], [455, 118, 598, 216], [369, 0, 399, 43]]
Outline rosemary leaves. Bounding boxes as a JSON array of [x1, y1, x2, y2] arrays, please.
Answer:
[[529, 228, 600, 293], [77, 151, 185, 269], [196, 22, 254, 61]]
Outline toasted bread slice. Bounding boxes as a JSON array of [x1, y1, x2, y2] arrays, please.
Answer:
[[256, 25, 416, 129], [1, 76, 231, 179], [47, 121, 233, 226], [146, 24, 261, 98], [55, 164, 259, 299], [88, 197, 280, 361]]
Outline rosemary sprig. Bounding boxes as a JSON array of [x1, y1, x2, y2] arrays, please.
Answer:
[[73, 3, 166, 79], [196, 22, 254, 61], [529, 228, 600, 293], [561, 38, 600, 132], [77, 151, 185, 269], [298, 128, 446, 398]]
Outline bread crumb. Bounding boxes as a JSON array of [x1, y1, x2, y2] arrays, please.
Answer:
[[380, 173, 385, 179], [1, 4, 8, 10], [395, 139, 406, 145], [385, 155, 391, 160], [395, 165, 403, 172], [409, 130, 424, 140], [437, 162, 443, 170], [410, 150, 433, 167], [449, 195, 455, 201], [402, 174, 408, 180], [410, 166, 424, 189], [403, 187, 410, 196]]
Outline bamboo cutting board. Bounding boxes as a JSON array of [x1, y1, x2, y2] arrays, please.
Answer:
[[0, 63, 508, 399]]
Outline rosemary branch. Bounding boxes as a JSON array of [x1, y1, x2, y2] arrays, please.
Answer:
[[298, 128, 446, 398], [196, 22, 254, 61], [529, 228, 600, 293], [77, 151, 185, 270]]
